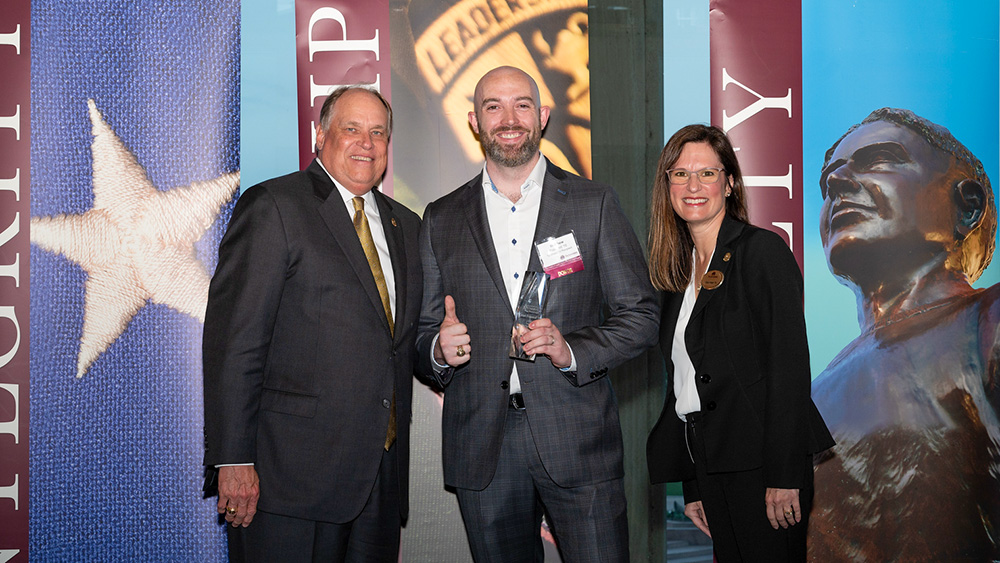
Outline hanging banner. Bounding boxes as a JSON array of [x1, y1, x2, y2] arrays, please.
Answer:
[[710, 0, 803, 266], [294, 0, 394, 193], [26, 1, 239, 560], [801, 2, 1000, 561], [0, 1, 30, 560]]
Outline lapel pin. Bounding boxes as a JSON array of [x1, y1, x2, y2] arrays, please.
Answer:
[[723, 252, 731, 262], [391, 218, 398, 227]]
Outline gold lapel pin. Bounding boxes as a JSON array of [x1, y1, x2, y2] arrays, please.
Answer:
[[723, 252, 731, 262], [391, 218, 398, 227]]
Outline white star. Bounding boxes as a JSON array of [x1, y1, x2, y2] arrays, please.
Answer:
[[31, 99, 239, 378]]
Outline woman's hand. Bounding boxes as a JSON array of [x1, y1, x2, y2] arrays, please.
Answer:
[[684, 500, 711, 538], [765, 487, 801, 529]]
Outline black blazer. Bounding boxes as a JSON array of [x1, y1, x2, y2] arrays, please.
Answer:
[[203, 159, 422, 523], [646, 216, 833, 500]]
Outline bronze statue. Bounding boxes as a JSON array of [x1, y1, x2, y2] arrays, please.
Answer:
[[809, 107, 999, 561]]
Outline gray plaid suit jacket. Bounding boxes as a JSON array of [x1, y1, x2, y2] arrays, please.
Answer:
[[416, 159, 659, 490]]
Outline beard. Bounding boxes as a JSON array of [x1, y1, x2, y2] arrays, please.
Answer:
[[480, 125, 541, 168]]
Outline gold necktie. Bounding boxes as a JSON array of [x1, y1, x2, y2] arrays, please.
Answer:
[[352, 196, 396, 450]]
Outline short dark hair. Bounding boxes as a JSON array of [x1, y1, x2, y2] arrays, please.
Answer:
[[824, 108, 996, 281], [317, 86, 393, 138]]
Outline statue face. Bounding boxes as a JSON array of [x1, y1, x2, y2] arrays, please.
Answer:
[[819, 121, 957, 277]]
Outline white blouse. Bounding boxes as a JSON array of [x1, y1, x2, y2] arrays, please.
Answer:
[[673, 249, 713, 420]]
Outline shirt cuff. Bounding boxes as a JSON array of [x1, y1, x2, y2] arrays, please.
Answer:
[[430, 333, 449, 372], [559, 344, 577, 373]]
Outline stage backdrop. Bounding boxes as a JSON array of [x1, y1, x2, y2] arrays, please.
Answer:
[[3, 0, 997, 561], [0, 1, 30, 561], [800, 1, 999, 560], [24, 1, 239, 560]]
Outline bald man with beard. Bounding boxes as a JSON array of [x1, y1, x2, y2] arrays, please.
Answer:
[[416, 66, 658, 563]]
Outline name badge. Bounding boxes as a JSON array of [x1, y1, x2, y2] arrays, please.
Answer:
[[701, 270, 724, 290], [535, 232, 584, 279]]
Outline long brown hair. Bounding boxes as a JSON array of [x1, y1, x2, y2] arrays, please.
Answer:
[[648, 124, 750, 292]]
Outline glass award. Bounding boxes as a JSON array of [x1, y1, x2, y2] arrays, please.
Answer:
[[509, 271, 550, 361]]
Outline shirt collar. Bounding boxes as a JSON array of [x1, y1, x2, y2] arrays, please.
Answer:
[[315, 158, 378, 211], [481, 154, 547, 197]]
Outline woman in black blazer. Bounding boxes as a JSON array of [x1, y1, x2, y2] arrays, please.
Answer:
[[645, 125, 834, 562]]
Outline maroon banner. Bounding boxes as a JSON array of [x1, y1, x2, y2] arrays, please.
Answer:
[[294, 0, 394, 194], [0, 2, 30, 561], [710, 0, 803, 268]]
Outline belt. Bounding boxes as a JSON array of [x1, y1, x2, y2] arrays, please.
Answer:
[[508, 392, 525, 410]]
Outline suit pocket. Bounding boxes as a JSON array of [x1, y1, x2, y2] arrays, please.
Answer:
[[260, 388, 318, 418]]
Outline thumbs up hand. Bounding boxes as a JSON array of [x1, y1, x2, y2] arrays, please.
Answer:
[[435, 295, 471, 367]]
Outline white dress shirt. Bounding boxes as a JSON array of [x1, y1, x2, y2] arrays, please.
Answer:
[[481, 156, 547, 394], [673, 249, 712, 420]]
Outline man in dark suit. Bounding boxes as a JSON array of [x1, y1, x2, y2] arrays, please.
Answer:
[[416, 66, 659, 562], [202, 86, 422, 562]]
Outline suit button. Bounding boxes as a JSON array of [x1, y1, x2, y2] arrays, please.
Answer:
[[500, 381, 509, 390], [700, 373, 711, 384], [706, 401, 717, 411], [382, 398, 391, 408]]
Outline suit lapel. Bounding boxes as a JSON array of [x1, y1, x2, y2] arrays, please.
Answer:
[[663, 290, 684, 336], [311, 162, 395, 338], [661, 290, 684, 377], [374, 190, 405, 341], [463, 175, 512, 310], [528, 163, 569, 272], [690, 216, 745, 320]]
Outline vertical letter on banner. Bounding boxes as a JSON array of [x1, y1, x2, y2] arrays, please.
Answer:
[[0, 0, 30, 561], [293, 0, 394, 194], [709, 0, 804, 267]]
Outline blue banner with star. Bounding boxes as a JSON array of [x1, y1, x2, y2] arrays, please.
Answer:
[[28, 1, 238, 560]]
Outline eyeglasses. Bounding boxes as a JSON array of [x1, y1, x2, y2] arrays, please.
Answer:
[[666, 167, 725, 185]]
